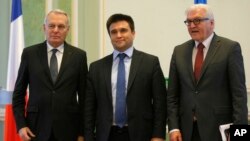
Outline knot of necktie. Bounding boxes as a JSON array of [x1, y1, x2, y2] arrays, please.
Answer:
[[118, 53, 126, 60], [197, 43, 205, 51], [52, 48, 58, 54]]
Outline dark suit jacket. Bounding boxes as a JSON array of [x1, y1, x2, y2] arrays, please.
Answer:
[[167, 34, 248, 141], [12, 41, 88, 141], [84, 49, 167, 141]]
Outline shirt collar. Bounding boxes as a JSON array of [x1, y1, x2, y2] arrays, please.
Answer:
[[195, 32, 214, 49], [113, 46, 134, 60], [47, 42, 64, 53]]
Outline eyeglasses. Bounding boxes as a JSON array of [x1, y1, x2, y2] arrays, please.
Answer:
[[47, 24, 68, 30], [184, 18, 209, 26]]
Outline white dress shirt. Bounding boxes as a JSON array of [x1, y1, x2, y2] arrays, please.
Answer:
[[47, 43, 64, 72], [192, 33, 214, 70]]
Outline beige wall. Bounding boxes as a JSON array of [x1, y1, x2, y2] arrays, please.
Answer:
[[101, 0, 250, 88], [1, 0, 250, 87]]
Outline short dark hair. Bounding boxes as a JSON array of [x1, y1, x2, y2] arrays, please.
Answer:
[[106, 13, 135, 35]]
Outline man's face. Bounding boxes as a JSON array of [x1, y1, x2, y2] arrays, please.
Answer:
[[43, 13, 69, 48], [186, 8, 214, 42], [109, 21, 135, 52]]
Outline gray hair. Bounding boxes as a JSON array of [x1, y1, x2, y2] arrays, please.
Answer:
[[185, 4, 214, 20], [44, 9, 70, 26]]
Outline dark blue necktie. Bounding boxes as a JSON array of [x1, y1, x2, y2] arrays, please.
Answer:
[[50, 49, 58, 83], [115, 53, 127, 127]]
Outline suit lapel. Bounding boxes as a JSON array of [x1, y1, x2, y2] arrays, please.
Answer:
[[104, 54, 113, 102], [198, 34, 220, 83], [127, 49, 142, 93], [38, 42, 53, 85], [56, 44, 73, 83], [185, 41, 197, 85]]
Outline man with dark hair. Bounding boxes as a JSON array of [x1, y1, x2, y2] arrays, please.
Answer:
[[84, 13, 167, 141]]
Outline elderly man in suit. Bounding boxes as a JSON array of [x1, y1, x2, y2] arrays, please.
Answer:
[[167, 4, 248, 141], [12, 9, 87, 141], [84, 13, 167, 141]]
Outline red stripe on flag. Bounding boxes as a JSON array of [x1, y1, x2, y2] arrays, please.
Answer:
[[4, 105, 21, 141]]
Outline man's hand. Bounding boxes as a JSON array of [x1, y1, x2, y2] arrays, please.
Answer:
[[77, 136, 84, 141], [169, 130, 182, 141], [18, 127, 35, 141]]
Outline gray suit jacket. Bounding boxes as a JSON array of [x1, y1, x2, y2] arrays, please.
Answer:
[[13, 41, 88, 141], [84, 49, 167, 141], [167, 34, 248, 141]]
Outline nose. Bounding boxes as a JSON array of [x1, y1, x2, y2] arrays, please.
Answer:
[[53, 26, 59, 32], [116, 31, 122, 37]]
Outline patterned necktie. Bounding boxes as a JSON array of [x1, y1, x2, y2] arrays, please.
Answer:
[[194, 43, 205, 82], [115, 53, 127, 127], [50, 49, 58, 83]]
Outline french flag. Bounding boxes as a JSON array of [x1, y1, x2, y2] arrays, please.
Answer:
[[4, 0, 24, 140]]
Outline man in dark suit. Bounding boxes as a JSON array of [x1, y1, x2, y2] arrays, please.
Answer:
[[12, 9, 87, 141], [167, 4, 248, 141], [84, 14, 167, 141]]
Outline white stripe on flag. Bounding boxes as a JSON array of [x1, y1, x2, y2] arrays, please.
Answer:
[[6, 15, 24, 92]]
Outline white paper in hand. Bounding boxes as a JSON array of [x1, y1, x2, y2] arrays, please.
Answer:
[[219, 123, 232, 141]]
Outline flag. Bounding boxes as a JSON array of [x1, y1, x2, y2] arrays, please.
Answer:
[[194, 0, 207, 4], [4, 0, 24, 140]]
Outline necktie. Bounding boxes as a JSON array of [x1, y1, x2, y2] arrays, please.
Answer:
[[194, 43, 204, 82], [50, 49, 58, 83], [115, 53, 127, 127]]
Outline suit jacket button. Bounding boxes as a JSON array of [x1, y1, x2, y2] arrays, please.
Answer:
[[195, 91, 198, 94], [52, 91, 56, 94]]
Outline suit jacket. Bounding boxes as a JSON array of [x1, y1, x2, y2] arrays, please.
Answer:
[[84, 49, 167, 141], [167, 34, 248, 141], [12, 41, 88, 141]]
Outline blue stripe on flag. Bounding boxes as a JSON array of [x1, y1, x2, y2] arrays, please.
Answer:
[[194, 0, 207, 4], [0, 90, 13, 104], [11, 0, 23, 22]]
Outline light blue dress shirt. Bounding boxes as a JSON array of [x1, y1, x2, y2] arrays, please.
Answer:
[[111, 47, 134, 125]]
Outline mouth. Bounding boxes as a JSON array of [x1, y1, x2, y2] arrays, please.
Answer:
[[51, 36, 60, 39], [115, 40, 124, 43], [191, 30, 199, 34]]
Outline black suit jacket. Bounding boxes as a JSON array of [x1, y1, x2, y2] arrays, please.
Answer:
[[167, 34, 248, 141], [12, 41, 88, 141], [84, 49, 167, 141]]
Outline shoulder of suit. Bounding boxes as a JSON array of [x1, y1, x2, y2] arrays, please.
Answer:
[[23, 42, 45, 53], [215, 35, 238, 45], [133, 49, 158, 59], [65, 43, 86, 53], [176, 39, 194, 48], [65, 43, 77, 50]]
